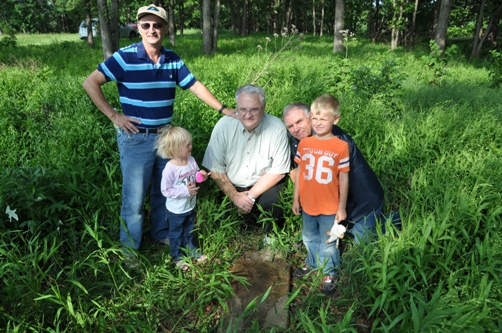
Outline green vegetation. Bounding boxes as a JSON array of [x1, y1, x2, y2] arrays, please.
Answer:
[[14, 33, 84, 46], [1, 33, 501, 332]]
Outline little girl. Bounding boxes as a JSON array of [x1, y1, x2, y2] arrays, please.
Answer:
[[155, 126, 209, 271]]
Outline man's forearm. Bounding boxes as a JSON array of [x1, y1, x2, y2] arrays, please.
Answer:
[[248, 173, 285, 199], [189, 81, 223, 111], [210, 171, 238, 198], [83, 70, 117, 119], [338, 172, 349, 211]]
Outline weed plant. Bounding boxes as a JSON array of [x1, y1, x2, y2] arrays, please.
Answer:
[[0, 32, 501, 332]]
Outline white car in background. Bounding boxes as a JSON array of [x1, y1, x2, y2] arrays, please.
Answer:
[[79, 19, 138, 39]]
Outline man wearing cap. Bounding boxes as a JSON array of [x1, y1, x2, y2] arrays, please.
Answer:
[[83, 4, 234, 259]]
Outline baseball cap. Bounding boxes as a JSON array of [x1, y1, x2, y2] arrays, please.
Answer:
[[137, 4, 168, 23]]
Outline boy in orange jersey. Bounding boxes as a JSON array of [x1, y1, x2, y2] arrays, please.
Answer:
[[292, 94, 349, 296]]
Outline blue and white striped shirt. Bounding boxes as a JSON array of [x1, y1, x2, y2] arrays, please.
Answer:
[[98, 42, 197, 128]]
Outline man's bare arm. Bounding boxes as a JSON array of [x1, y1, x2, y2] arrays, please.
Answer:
[[189, 81, 237, 119], [209, 171, 254, 213], [247, 173, 285, 199], [337, 171, 349, 222], [82, 70, 141, 134]]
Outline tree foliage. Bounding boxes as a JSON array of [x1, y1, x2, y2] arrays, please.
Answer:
[[0, 0, 500, 55]]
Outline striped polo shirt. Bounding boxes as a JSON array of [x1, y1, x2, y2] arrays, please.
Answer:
[[98, 42, 197, 128]]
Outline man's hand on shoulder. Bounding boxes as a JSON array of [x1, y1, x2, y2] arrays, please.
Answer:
[[222, 107, 239, 119]]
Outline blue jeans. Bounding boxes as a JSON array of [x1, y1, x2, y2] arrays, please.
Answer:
[[302, 212, 340, 277], [118, 129, 169, 250], [167, 209, 199, 262], [349, 204, 383, 245]]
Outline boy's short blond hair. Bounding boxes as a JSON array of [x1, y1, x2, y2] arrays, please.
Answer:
[[155, 125, 192, 159], [310, 94, 341, 117]]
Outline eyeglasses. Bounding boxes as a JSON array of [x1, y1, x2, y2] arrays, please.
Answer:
[[140, 22, 163, 30], [238, 108, 262, 115]]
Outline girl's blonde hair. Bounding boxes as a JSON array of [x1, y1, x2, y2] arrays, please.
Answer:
[[310, 94, 341, 117], [155, 125, 192, 159]]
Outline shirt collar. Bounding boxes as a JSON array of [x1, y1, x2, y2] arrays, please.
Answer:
[[136, 42, 169, 63], [238, 115, 264, 135]]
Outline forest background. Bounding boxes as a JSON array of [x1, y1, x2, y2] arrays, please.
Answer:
[[1, 0, 502, 332], [0, 0, 501, 57]]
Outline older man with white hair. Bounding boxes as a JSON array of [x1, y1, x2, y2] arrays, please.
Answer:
[[203, 84, 291, 232]]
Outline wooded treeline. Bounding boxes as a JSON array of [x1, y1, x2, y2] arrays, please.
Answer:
[[0, 0, 500, 58]]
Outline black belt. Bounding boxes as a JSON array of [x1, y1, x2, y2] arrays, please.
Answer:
[[136, 126, 168, 134], [235, 186, 253, 192]]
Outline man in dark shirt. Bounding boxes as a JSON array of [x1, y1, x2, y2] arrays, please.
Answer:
[[283, 102, 384, 244], [83, 4, 234, 258]]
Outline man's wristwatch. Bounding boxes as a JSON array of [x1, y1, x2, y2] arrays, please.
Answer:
[[218, 104, 226, 114], [246, 192, 256, 203]]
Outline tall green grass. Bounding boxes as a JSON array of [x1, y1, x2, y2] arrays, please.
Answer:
[[0, 32, 501, 332]]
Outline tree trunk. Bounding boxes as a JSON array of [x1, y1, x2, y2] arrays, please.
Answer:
[[320, 0, 324, 36], [97, 0, 113, 60], [435, 0, 451, 53], [212, 0, 221, 51], [370, 0, 380, 41], [241, 0, 248, 35], [267, 4, 271, 34], [471, 0, 486, 58], [272, 0, 278, 34], [281, 0, 286, 30], [391, 0, 398, 50], [179, 1, 184, 36], [391, 0, 403, 50], [229, 0, 236, 34], [168, 0, 175, 46], [110, 0, 119, 52], [432, 0, 441, 39], [471, 3, 502, 58], [85, 0, 94, 47], [409, 0, 419, 48], [313, 0, 316, 36], [202, 0, 212, 54], [333, 0, 344, 53], [286, 0, 294, 30]]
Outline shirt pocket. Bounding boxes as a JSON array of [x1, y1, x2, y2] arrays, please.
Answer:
[[253, 154, 273, 176]]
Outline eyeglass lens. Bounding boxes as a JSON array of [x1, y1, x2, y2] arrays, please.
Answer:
[[239, 108, 260, 115], [140, 23, 163, 30]]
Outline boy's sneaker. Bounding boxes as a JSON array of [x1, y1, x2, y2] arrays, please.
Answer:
[[155, 238, 170, 246], [123, 255, 140, 270], [175, 260, 189, 272], [196, 255, 208, 263], [293, 264, 312, 279], [321, 276, 337, 296]]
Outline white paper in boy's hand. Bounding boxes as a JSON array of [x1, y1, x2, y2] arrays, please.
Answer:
[[326, 220, 346, 246]]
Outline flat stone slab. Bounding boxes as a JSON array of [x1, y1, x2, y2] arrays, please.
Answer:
[[221, 251, 290, 331]]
